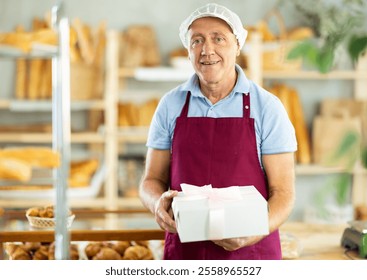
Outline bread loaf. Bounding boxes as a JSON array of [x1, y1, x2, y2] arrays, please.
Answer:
[[0, 157, 32, 182], [0, 147, 60, 168]]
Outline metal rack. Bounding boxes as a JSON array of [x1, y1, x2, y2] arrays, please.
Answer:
[[0, 2, 72, 259]]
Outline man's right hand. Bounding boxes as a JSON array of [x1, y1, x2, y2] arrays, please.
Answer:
[[154, 190, 178, 233]]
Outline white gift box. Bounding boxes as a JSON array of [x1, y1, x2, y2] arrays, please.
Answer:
[[172, 184, 269, 243]]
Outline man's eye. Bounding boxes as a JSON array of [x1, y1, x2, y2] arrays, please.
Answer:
[[191, 39, 203, 46], [215, 37, 224, 43]]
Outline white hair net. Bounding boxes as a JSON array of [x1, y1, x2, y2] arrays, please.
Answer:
[[179, 3, 248, 49]]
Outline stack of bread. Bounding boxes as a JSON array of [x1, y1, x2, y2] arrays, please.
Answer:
[[0, 146, 99, 189], [0, 14, 106, 100], [267, 83, 312, 164], [5, 242, 79, 260], [84, 241, 154, 260], [25, 205, 75, 229], [119, 25, 161, 68], [0, 147, 60, 182]]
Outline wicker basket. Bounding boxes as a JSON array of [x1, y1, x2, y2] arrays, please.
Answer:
[[26, 214, 75, 229], [261, 10, 302, 71]]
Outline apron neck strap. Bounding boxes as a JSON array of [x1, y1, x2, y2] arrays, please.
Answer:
[[180, 91, 191, 117], [243, 92, 250, 119]]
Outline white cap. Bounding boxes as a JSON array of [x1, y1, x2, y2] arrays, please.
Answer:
[[179, 3, 248, 49]]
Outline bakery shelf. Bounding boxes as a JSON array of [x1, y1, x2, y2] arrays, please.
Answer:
[[0, 132, 105, 143], [0, 162, 106, 200], [117, 127, 149, 143], [263, 70, 367, 80], [0, 44, 57, 59], [0, 197, 144, 209], [119, 66, 194, 81], [0, 99, 105, 111]]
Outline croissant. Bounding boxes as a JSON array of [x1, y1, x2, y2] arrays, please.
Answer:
[[85, 242, 104, 259], [11, 247, 32, 260], [123, 245, 154, 260], [110, 241, 131, 256], [26, 207, 40, 217], [23, 242, 41, 252], [33, 245, 49, 260], [93, 247, 121, 260]]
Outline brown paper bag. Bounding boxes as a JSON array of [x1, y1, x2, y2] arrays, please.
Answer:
[[312, 110, 362, 167]]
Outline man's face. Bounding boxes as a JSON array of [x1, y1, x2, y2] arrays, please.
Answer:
[[187, 17, 239, 87]]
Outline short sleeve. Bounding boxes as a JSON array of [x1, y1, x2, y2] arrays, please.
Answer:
[[146, 95, 172, 150]]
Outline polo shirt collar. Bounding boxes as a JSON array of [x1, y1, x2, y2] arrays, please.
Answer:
[[181, 64, 250, 97]]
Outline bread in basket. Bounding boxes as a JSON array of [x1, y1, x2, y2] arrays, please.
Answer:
[[26, 205, 75, 229]]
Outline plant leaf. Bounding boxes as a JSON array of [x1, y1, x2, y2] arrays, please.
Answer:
[[361, 147, 367, 169], [287, 41, 314, 60], [317, 50, 334, 73], [333, 174, 351, 206], [348, 35, 367, 63]]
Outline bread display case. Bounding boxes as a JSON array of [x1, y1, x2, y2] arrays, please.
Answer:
[[0, 208, 164, 260]]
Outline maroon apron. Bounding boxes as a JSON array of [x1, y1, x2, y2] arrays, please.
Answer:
[[164, 91, 282, 260]]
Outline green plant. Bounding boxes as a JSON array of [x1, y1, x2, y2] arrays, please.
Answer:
[[278, 0, 366, 73], [315, 131, 367, 210], [348, 35, 367, 64]]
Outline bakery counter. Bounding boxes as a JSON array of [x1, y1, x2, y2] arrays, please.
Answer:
[[0, 209, 165, 259], [280, 222, 361, 260], [0, 208, 361, 260]]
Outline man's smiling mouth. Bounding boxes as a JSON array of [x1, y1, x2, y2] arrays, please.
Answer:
[[200, 61, 220, 65]]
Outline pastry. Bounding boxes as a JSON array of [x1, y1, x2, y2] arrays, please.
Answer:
[[0, 147, 60, 168], [92, 247, 121, 260], [11, 246, 32, 260], [0, 157, 32, 182], [85, 242, 104, 259], [33, 245, 49, 260], [110, 241, 131, 256], [22, 242, 41, 252], [123, 245, 154, 260]]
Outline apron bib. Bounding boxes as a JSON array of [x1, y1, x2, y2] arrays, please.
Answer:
[[165, 92, 281, 260]]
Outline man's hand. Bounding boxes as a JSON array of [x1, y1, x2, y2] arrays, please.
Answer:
[[212, 235, 264, 251], [154, 190, 178, 233]]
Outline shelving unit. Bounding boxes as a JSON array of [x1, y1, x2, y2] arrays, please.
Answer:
[[245, 34, 367, 208], [0, 17, 107, 210]]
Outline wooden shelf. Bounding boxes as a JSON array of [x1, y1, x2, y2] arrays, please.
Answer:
[[119, 66, 194, 81], [0, 99, 105, 111], [0, 132, 104, 143], [263, 70, 367, 80], [0, 197, 144, 209], [117, 127, 149, 143]]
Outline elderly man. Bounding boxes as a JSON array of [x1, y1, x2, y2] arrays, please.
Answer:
[[139, 3, 297, 260]]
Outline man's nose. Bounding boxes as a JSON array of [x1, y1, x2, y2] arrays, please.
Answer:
[[201, 41, 215, 56]]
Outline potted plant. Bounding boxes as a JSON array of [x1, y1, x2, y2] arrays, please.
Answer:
[[278, 0, 366, 73]]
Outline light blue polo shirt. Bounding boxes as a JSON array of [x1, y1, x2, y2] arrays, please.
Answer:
[[146, 65, 297, 166]]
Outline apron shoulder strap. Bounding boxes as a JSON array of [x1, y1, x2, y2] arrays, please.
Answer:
[[179, 91, 191, 117], [243, 92, 250, 119]]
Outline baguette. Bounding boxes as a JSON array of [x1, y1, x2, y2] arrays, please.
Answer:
[[0, 147, 60, 168], [72, 18, 95, 64], [0, 157, 32, 182], [289, 87, 312, 164], [14, 25, 28, 100]]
